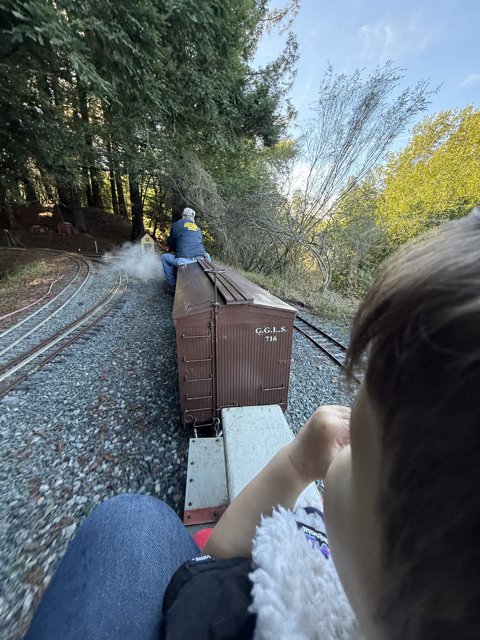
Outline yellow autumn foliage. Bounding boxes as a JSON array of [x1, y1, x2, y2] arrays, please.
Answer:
[[378, 106, 480, 243]]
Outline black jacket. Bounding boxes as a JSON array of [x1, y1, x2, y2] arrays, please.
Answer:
[[161, 555, 255, 639]]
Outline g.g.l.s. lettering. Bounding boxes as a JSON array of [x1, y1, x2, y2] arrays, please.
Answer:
[[255, 326, 287, 342]]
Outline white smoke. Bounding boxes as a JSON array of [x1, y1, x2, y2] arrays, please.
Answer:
[[105, 243, 165, 282]]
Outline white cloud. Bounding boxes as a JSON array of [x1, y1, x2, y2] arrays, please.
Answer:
[[459, 73, 480, 88], [357, 16, 443, 64], [359, 23, 397, 61]]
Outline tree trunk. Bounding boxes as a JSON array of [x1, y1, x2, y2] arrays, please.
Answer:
[[57, 182, 73, 217], [89, 166, 104, 210], [39, 168, 55, 202], [22, 178, 38, 202], [0, 178, 17, 228], [73, 207, 87, 232], [78, 83, 104, 210], [171, 175, 187, 222], [52, 203, 64, 223], [82, 165, 94, 206], [106, 139, 119, 216], [109, 168, 119, 216], [71, 184, 82, 212], [116, 173, 128, 218], [1, 202, 17, 229], [103, 103, 125, 217], [129, 176, 144, 240]]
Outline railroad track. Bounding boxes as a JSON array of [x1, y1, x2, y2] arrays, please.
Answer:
[[294, 314, 360, 384], [0, 257, 128, 398], [0, 252, 92, 343]]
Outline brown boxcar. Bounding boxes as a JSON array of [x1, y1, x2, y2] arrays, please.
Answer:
[[172, 259, 297, 427]]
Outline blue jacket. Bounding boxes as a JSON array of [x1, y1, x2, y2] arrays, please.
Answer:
[[167, 219, 206, 258]]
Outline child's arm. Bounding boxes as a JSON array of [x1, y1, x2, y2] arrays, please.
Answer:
[[204, 405, 351, 559]]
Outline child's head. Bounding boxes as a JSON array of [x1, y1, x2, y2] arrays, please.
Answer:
[[327, 211, 480, 639]]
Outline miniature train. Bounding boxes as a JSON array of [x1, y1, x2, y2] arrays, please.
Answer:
[[172, 259, 297, 430]]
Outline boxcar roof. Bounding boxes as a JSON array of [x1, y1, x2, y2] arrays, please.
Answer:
[[172, 260, 296, 319]]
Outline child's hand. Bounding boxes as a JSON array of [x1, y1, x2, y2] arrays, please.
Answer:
[[286, 406, 351, 484]]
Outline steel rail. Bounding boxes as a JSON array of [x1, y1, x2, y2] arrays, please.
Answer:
[[0, 255, 91, 355], [0, 266, 123, 380], [293, 314, 360, 385], [0, 274, 64, 322], [0, 252, 91, 342], [0, 273, 128, 398], [295, 314, 348, 351], [0, 266, 127, 386]]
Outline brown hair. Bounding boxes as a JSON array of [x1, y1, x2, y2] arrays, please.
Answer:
[[345, 211, 480, 639]]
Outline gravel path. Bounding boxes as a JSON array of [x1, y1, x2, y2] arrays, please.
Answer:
[[0, 266, 355, 639], [286, 305, 355, 433], [0, 274, 185, 640]]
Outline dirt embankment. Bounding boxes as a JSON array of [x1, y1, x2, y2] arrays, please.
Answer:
[[1, 203, 132, 254], [0, 203, 134, 320], [0, 250, 81, 321]]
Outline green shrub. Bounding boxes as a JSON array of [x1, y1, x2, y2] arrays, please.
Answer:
[[237, 268, 359, 323]]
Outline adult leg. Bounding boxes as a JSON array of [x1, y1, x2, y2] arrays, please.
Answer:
[[25, 494, 199, 640], [161, 253, 178, 286], [174, 257, 196, 284], [175, 257, 195, 267]]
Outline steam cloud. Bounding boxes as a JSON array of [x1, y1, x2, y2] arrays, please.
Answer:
[[105, 243, 165, 282]]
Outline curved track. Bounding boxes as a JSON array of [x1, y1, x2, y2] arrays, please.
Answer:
[[0, 255, 128, 398], [0, 250, 91, 340]]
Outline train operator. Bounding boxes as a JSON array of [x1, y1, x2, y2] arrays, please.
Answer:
[[26, 210, 480, 640], [161, 207, 211, 293]]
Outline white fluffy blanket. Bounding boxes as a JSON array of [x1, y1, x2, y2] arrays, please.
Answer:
[[249, 505, 364, 640]]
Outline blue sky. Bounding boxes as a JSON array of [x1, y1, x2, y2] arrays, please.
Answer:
[[256, 0, 479, 142]]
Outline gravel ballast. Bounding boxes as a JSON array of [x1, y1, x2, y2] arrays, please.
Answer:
[[0, 262, 355, 639], [0, 258, 120, 367]]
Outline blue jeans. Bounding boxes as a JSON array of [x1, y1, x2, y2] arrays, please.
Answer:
[[25, 495, 199, 640], [161, 252, 211, 286]]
